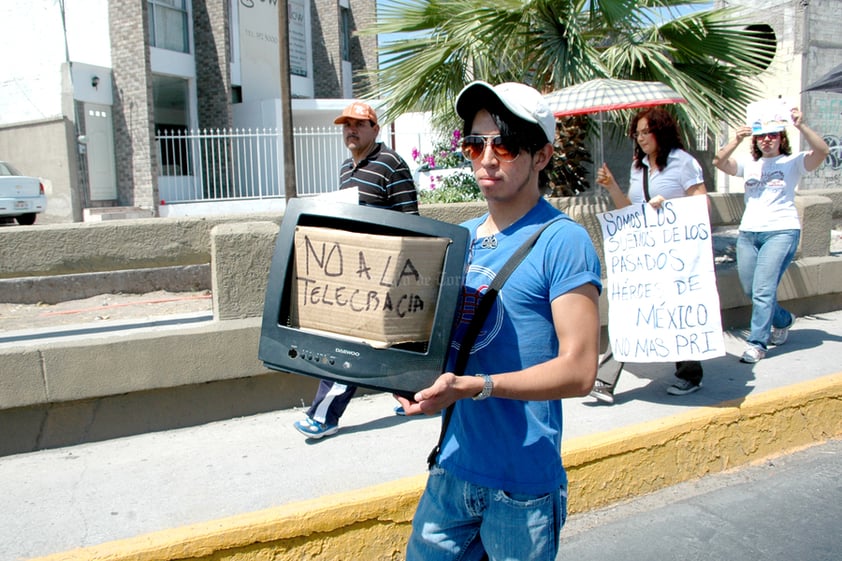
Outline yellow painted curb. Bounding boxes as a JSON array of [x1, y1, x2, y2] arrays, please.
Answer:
[[33, 373, 842, 561], [564, 372, 842, 513]]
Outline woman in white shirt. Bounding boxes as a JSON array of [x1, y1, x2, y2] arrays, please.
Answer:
[[713, 108, 829, 363], [592, 107, 708, 403]]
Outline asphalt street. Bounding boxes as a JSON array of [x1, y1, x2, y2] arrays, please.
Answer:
[[1, 310, 841, 560], [558, 438, 842, 561]]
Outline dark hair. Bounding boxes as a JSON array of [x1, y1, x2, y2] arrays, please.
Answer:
[[461, 108, 551, 190], [629, 107, 685, 171], [750, 130, 792, 160]]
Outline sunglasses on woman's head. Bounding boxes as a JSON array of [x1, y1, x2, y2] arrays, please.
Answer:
[[461, 135, 521, 162], [756, 132, 781, 139]]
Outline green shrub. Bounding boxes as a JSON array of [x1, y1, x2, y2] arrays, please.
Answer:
[[419, 170, 483, 204], [413, 128, 483, 204]]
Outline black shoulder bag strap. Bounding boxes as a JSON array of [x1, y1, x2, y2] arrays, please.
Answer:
[[426, 217, 561, 469], [642, 165, 651, 202]]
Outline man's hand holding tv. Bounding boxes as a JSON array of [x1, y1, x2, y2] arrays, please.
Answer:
[[395, 372, 486, 416]]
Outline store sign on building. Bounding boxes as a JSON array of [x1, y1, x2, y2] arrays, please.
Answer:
[[288, 0, 308, 78], [238, 0, 313, 100]]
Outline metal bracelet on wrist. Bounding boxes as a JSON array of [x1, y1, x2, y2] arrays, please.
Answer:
[[472, 374, 493, 401]]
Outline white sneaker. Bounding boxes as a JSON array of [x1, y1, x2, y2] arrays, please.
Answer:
[[770, 313, 795, 346], [589, 380, 615, 404], [740, 345, 766, 364]]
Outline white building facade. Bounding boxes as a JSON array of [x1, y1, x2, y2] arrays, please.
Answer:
[[0, 0, 379, 221]]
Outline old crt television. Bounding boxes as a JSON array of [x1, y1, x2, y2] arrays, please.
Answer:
[[259, 198, 470, 398]]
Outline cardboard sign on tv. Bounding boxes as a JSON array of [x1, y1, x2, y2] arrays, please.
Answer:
[[291, 225, 451, 347]]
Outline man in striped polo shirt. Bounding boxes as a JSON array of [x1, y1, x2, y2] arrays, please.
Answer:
[[336, 101, 419, 213], [293, 101, 419, 439]]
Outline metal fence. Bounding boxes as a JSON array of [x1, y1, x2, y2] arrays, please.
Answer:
[[293, 126, 347, 196], [156, 128, 283, 204], [156, 126, 350, 204], [155, 126, 439, 204]]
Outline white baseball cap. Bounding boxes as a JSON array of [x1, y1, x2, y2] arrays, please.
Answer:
[[455, 81, 555, 145]]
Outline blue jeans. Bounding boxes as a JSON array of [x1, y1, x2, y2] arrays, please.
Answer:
[[406, 465, 567, 561], [736, 229, 799, 350]]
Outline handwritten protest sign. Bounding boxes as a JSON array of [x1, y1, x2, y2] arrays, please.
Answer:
[[597, 196, 725, 362], [292, 226, 450, 347]]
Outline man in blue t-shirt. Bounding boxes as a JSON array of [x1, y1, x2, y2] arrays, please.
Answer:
[[397, 81, 602, 561]]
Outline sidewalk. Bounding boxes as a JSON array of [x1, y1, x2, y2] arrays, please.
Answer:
[[2, 310, 842, 560]]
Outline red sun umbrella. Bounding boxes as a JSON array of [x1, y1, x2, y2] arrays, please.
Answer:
[[543, 78, 687, 116], [543, 79, 687, 167]]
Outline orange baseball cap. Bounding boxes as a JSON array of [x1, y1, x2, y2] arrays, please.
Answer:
[[334, 101, 378, 125]]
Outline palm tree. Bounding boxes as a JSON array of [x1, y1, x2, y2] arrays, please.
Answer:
[[363, 0, 774, 148]]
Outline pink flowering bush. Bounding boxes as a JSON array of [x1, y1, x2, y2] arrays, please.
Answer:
[[412, 129, 466, 171], [413, 130, 481, 202]]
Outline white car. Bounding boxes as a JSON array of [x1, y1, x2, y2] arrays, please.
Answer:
[[0, 160, 46, 225]]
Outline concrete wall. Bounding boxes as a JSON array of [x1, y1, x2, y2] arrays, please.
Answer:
[[714, 0, 842, 193], [3, 190, 839, 281], [802, 0, 842, 191], [0, 117, 83, 223], [0, 212, 283, 279]]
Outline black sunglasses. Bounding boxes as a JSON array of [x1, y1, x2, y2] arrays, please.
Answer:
[[461, 135, 521, 162]]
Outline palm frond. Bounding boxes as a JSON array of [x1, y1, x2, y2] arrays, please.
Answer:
[[362, 0, 778, 174]]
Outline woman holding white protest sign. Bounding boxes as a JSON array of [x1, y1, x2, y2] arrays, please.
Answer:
[[713, 107, 829, 363], [592, 107, 709, 404]]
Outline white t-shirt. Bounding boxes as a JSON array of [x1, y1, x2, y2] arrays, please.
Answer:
[[628, 148, 704, 204], [735, 152, 806, 232]]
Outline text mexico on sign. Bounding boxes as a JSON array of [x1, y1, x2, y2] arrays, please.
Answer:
[[597, 196, 725, 362]]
